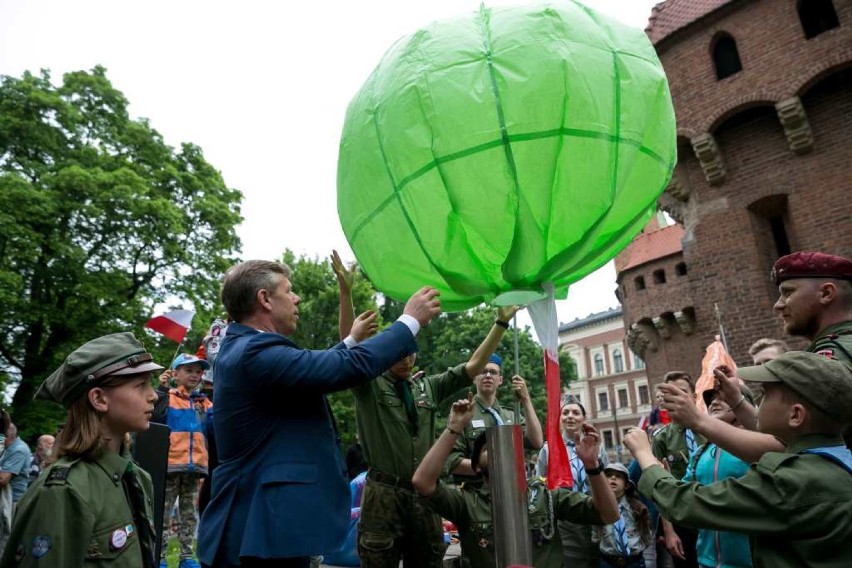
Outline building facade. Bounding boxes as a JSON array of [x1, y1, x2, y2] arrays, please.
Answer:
[[559, 308, 651, 463], [617, 0, 852, 380]]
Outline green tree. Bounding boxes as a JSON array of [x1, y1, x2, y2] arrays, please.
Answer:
[[281, 250, 377, 445], [0, 67, 243, 439]]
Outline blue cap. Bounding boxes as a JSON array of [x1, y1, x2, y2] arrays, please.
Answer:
[[489, 353, 502, 366], [171, 353, 210, 370]]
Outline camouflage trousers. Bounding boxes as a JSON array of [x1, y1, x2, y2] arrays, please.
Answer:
[[162, 472, 201, 560], [358, 478, 447, 568]]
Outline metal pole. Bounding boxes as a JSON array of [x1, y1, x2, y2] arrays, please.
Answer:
[[488, 424, 533, 568], [512, 313, 521, 421], [714, 303, 729, 352]]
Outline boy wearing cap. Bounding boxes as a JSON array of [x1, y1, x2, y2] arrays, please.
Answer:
[[624, 351, 852, 567], [160, 354, 212, 568], [1, 333, 161, 568]]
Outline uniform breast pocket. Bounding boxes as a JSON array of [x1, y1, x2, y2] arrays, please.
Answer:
[[87, 521, 137, 560]]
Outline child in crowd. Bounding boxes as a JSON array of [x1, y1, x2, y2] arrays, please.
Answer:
[[159, 354, 212, 568], [625, 352, 852, 567], [682, 387, 755, 568], [594, 462, 653, 568], [1, 333, 159, 567]]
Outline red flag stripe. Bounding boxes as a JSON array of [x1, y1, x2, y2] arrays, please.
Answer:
[[544, 349, 573, 489]]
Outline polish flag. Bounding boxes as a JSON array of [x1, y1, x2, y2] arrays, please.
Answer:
[[145, 309, 195, 343], [528, 284, 573, 490]]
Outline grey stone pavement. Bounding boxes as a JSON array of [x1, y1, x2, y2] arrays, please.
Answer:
[[321, 542, 461, 567]]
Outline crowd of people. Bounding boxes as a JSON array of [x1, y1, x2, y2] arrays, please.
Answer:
[[0, 250, 850, 568]]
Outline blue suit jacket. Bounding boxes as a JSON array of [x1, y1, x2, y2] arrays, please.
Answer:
[[197, 321, 417, 565]]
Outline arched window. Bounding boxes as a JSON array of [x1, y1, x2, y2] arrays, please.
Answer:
[[653, 269, 667, 284], [634, 355, 645, 369], [798, 0, 840, 39], [634, 276, 646, 291], [712, 33, 742, 80], [613, 349, 624, 373], [594, 353, 605, 376]]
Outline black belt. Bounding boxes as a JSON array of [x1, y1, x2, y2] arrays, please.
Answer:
[[367, 469, 414, 491], [600, 553, 642, 567]]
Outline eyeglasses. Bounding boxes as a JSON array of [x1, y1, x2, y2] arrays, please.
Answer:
[[481, 369, 501, 377]]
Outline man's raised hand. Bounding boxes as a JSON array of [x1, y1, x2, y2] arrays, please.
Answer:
[[404, 286, 441, 326]]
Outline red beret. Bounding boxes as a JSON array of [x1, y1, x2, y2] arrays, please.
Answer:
[[772, 252, 852, 285]]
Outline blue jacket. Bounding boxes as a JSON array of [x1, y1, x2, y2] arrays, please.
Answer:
[[197, 321, 417, 565], [683, 443, 752, 568]]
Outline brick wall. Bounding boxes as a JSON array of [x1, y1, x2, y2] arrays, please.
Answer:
[[617, 0, 852, 375]]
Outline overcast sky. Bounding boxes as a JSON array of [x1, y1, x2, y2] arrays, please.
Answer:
[[0, 0, 661, 335]]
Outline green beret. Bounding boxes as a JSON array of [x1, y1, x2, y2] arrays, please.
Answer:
[[36, 333, 164, 408], [738, 351, 852, 423]]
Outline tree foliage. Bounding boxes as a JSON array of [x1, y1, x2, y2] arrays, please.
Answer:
[[278, 253, 578, 447], [0, 67, 243, 439]]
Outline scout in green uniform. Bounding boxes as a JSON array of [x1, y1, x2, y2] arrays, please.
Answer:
[[412, 396, 619, 568], [651, 371, 705, 568], [446, 352, 543, 484], [1, 333, 161, 568], [352, 306, 517, 568], [625, 351, 852, 568], [444, 353, 543, 568]]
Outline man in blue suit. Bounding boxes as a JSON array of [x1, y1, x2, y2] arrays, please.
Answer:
[[197, 259, 441, 568]]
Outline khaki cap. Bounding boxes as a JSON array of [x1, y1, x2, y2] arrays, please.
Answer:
[[737, 352, 852, 423], [36, 333, 164, 408]]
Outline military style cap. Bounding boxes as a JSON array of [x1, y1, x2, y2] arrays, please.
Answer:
[[737, 351, 852, 423], [702, 383, 756, 408], [36, 333, 164, 407], [771, 251, 852, 285], [171, 353, 210, 370]]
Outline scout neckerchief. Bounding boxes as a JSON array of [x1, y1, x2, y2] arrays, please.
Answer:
[[613, 501, 631, 556], [801, 445, 852, 474], [484, 406, 504, 426]]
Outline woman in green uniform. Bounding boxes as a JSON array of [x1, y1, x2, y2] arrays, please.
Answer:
[[1, 333, 161, 568]]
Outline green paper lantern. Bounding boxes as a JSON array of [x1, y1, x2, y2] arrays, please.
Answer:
[[338, 0, 676, 311]]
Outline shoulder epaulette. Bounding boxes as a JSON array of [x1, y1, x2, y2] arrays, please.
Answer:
[[44, 459, 79, 486], [756, 451, 797, 473], [652, 425, 669, 437]]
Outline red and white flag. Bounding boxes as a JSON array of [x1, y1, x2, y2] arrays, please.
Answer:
[[145, 309, 195, 344], [528, 283, 573, 490]]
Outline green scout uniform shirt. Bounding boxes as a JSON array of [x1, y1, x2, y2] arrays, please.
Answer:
[[355, 363, 470, 478], [806, 320, 852, 449], [651, 423, 706, 480], [447, 396, 527, 480], [1, 448, 156, 568], [424, 479, 603, 568], [639, 433, 852, 568]]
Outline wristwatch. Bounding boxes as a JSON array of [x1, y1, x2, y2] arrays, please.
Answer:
[[585, 462, 604, 476]]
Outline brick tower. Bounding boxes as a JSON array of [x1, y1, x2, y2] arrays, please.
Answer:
[[616, 0, 852, 382]]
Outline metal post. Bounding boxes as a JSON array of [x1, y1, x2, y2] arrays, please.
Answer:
[[512, 313, 521, 421], [488, 424, 533, 568]]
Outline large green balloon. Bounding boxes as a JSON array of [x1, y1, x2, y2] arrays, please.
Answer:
[[338, 0, 676, 311]]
